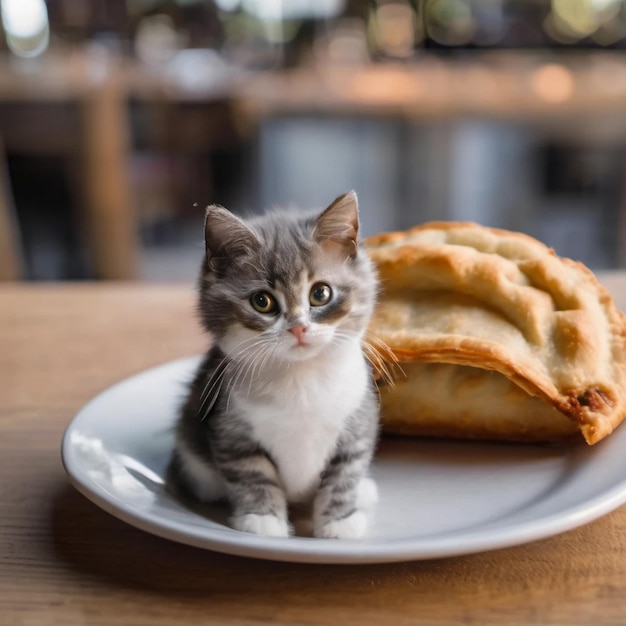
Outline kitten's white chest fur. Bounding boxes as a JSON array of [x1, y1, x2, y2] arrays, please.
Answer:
[[234, 341, 368, 502]]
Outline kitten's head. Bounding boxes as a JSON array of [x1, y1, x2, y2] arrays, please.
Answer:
[[198, 191, 377, 363]]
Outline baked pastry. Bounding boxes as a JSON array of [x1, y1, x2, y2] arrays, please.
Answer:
[[365, 222, 626, 445]]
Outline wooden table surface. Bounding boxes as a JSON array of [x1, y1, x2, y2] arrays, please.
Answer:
[[3, 278, 626, 626]]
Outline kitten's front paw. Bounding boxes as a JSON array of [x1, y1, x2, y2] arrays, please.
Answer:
[[356, 477, 378, 510], [232, 513, 290, 537], [314, 510, 368, 540]]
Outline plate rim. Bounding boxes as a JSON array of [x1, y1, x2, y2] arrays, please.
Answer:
[[61, 356, 626, 564]]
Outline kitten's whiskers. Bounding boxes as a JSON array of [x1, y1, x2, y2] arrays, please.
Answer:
[[197, 358, 229, 418], [197, 335, 269, 419], [363, 331, 404, 386], [244, 340, 274, 399], [331, 329, 403, 387], [224, 336, 275, 411]]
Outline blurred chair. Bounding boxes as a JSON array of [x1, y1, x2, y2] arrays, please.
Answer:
[[80, 65, 139, 279], [0, 54, 139, 280], [0, 134, 23, 280]]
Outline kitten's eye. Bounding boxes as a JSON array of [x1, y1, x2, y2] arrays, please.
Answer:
[[250, 291, 278, 314], [309, 283, 332, 306]]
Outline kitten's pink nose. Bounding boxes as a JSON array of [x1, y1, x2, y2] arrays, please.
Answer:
[[289, 324, 308, 345]]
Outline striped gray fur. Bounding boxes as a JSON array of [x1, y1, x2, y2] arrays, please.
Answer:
[[167, 191, 380, 539]]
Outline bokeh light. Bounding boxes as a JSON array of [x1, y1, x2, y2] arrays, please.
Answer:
[[1, 0, 49, 58], [531, 63, 575, 103], [550, 0, 622, 39], [374, 2, 416, 58], [425, 0, 475, 46]]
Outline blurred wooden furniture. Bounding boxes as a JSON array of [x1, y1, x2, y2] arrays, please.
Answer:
[[240, 52, 626, 137], [80, 63, 139, 279], [239, 53, 626, 263], [0, 52, 139, 279], [0, 135, 22, 279], [0, 48, 244, 280], [3, 278, 626, 625], [3, 47, 626, 279]]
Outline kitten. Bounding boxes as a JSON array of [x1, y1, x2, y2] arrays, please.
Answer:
[[167, 191, 380, 539]]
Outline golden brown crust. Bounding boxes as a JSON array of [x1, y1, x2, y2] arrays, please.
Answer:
[[365, 222, 626, 445]]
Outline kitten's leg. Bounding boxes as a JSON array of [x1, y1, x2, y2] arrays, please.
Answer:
[[313, 444, 378, 540], [356, 476, 379, 511], [218, 452, 291, 538]]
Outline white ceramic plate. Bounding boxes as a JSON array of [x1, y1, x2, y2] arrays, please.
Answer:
[[61, 356, 626, 564]]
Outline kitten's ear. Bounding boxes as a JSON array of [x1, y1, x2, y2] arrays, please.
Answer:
[[204, 205, 258, 271], [314, 191, 359, 259]]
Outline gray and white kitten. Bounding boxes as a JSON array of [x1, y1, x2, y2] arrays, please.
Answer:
[[167, 191, 380, 539]]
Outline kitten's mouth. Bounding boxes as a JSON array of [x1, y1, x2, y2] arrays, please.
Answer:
[[291, 340, 310, 349], [287, 338, 322, 359]]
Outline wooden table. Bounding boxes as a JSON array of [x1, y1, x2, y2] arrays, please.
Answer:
[[3, 278, 626, 625]]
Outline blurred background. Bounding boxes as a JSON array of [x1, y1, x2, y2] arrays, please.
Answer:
[[1, 0, 626, 281]]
